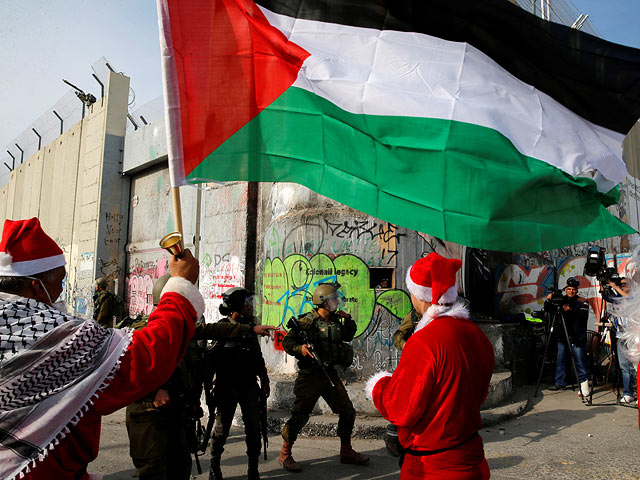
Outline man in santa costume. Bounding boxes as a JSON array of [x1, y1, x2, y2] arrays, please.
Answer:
[[366, 253, 494, 479], [0, 217, 204, 480]]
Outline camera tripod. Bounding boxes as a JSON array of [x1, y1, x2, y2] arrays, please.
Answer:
[[534, 308, 588, 404], [587, 297, 622, 404]]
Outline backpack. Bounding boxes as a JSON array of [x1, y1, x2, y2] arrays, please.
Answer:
[[111, 293, 126, 323]]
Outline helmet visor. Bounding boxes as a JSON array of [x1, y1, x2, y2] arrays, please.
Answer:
[[324, 291, 345, 312], [242, 295, 256, 315]]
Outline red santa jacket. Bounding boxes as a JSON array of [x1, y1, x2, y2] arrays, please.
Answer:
[[372, 313, 494, 479], [24, 278, 204, 480]]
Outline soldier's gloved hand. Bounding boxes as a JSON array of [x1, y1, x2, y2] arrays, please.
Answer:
[[301, 344, 314, 358], [169, 249, 199, 284], [337, 311, 351, 320], [153, 389, 171, 408], [253, 325, 276, 337]]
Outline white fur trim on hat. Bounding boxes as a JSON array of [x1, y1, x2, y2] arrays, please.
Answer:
[[406, 267, 458, 305], [365, 371, 392, 401], [0, 252, 12, 267], [438, 285, 459, 305], [415, 301, 470, 332], [405, 267, 431, 302], [0, 253, 66, 277], [161, 276, 205, 319]]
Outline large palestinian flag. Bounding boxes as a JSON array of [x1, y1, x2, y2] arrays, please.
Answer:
[[157, 0, 640, 252]]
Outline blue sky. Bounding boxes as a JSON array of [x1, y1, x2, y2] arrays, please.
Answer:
[[0, 0, 638, 161]]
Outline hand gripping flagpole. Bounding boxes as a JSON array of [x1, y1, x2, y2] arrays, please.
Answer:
[[157, 0, 185, 258]]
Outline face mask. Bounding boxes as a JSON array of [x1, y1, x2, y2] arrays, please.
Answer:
[[26, 276, 65, 311]]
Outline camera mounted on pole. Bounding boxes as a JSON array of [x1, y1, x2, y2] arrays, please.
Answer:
[[583, 246, 622, 297]]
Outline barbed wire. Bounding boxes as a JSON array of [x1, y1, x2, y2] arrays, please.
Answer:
[[514, 0, 602, 37]]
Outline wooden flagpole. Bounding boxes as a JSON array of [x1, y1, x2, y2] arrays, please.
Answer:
[[171, 186, 184, 237]]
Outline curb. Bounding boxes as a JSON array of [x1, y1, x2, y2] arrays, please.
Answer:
[[264, 397, 530, 439]]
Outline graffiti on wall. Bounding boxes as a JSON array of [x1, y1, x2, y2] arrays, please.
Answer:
[[265, 221, 406, 267], [104, 212, 124, 246], [126, 256, 169, 316], [262, 253, 411, 336], [200, 253, 245, 322], [496, 254, 637, 321]]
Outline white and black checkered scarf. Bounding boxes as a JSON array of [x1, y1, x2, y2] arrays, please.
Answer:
[[0, 292, 132, 480]]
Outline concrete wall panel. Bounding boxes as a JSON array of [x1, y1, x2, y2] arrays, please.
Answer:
[[199, 182, 248, 323], [12, 163, 27, 220], [0, 185, 8, 223], [58, 124, 82, 247], [5, 170, 17, 221], [125, 164, 187, 316], [27, 151, 44, 219], [38, 141, 57, 232]]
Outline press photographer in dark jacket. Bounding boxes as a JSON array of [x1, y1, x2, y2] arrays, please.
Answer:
[[546, 277, 591, 396]]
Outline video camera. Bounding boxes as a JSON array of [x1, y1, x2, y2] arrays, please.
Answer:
[[583, 246, 622, 296], [543, 289, 566, 313]]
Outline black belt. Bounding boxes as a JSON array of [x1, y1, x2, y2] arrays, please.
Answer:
[[398, 431, 478, 467]]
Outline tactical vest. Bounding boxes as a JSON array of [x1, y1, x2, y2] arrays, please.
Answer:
[[315, 317, 353, 368]]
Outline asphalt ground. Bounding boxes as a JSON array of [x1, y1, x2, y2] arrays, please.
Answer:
[[89, 385, 640, 480]]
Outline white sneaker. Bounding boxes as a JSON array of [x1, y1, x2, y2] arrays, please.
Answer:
[[620, 394, 635, 405], [580, 380, 591, 397]]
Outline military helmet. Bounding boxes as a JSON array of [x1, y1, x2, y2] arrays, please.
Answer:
[[152, 273, 172, 306], [220, 287, 252, 315], [95, 277, 108, 290], [312, 282, 342, 307], [566, 277, 580, 288]]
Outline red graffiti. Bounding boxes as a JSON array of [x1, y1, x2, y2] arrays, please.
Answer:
[[273, 330, 286, 351]]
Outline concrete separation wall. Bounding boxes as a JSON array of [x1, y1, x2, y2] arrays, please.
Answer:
[[0, 72, 130, 318]]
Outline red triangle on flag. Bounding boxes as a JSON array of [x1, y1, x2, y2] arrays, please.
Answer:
[[167, 0, 310, 176]]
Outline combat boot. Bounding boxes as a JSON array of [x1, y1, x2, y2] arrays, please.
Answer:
[[209, 454, 223, 480], [278, 441, 302, 472], [248, 456, 260, 480], [339, 438, 370, 465]]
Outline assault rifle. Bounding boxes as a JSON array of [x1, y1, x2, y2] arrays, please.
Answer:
[[258, 386, 269, 460], [173, 391, 206, 474], [286, 316, 336, 387], [198, 376, 218, 454]]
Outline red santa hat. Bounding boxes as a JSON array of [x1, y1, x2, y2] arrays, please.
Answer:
[[0, 218, 66, 277], [405, 253, 461, 305]]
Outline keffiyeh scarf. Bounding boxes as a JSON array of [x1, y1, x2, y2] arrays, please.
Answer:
[[0, 293, 132, 480]]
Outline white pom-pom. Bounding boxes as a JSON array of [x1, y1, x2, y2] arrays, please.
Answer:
[[0, 252, 12, 266]]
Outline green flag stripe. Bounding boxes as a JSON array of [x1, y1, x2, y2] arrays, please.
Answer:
[[188, 86, 633, 252]]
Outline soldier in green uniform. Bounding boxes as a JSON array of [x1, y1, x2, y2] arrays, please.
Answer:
[[126, 275, 274, 480], [278, 282, 369, 472], [392, 308, 420, 351], [208, 287, 269, 480], [93, 277, 114, 328], [384, 308, 420, 456]]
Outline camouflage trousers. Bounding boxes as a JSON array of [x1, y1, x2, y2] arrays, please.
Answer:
[[282, 367, 355, 443]]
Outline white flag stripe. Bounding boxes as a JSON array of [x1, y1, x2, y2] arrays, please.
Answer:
[[260, 6, 626, 192]]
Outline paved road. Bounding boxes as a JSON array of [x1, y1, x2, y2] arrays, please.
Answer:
[[90, 386, 639, 479]]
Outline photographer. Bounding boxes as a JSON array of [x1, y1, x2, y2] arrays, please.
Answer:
[[602, 277, 637, 405], [546, 277, 591, 397]]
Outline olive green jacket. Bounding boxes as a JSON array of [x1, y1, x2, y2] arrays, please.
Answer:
[[282, 309, 356, 369], [392, 309, 420, 351]]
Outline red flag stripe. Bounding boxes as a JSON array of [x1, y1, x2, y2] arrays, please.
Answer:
[[166, 0, 310, 177]]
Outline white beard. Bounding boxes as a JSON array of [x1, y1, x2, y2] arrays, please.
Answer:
[[415, 301, 470, 332]]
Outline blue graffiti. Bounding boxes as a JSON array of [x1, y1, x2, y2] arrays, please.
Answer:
[[276, 275, 338, 325]]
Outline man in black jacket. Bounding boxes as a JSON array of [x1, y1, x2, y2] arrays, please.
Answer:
[[546, 277, 591, 397]]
